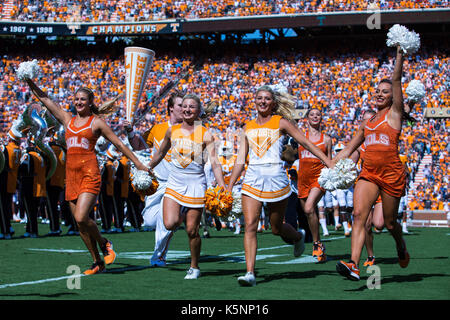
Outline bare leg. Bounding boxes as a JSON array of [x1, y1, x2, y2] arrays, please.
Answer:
[[184, 208, 203, 269], [351, 180, 380, 265], [242, 195, 263, 273], [300, 187, 324, 243]]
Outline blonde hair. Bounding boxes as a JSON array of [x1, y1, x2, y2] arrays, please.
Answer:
[[182, 93, 217, 119], [256, 85, 296, 121], [76, 87, 122, 116]]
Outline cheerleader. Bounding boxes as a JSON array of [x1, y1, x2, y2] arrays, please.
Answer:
[[334, 46, 410, 281], [148, 94, 226, 279], [227, 85, 332, 286], [25, 78, 150, 275], [297, 108, 332, 263]]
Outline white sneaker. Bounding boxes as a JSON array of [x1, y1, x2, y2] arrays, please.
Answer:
[[238, 272, 256, 287], [294, 229, 306, 257], [234, 226, 241, 235], [184, 267, 201, 279], [402, 223, 409, 234]]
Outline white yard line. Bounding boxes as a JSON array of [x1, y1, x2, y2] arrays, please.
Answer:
[[0, 237, 346, 289]]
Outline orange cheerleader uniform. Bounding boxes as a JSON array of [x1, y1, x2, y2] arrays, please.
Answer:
[[359, 108, 406, 198], [65, 115, 101, 201], [297, 131, 327, 199]]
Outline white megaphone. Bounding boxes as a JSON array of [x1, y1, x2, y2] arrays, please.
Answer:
[[124, 46, 155, 124]]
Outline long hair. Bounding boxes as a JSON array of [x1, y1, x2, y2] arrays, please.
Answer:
[[76, 87, 122, 116], [256, 85, 296, 121]]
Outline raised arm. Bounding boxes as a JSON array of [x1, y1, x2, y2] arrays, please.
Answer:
[[227, 128, 248, 192], [281, 118, 332, 168], [123, 120, 151, 151], [204, 131, 226, 188], [389, 46, 406, 127], [25, 78, 72, 127]]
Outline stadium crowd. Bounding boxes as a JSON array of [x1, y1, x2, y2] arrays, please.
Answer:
[[0, 38, 448, 238], [2, 0, 449, 22]]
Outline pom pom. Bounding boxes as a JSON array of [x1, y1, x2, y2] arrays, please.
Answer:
[[205, 186, 234, 219], [269, 83, 288, 94], [16, 60, 40, 80], [405, 80, 426, 103], [318, 159, 357, 191], [227, 191, 243, 222], [386, 24, 420, 55], [130, 169, 159, 198]]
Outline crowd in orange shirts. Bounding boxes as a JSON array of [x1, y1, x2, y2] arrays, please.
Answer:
[[0, 43, 448, 212], [4, 0, 449, 22]]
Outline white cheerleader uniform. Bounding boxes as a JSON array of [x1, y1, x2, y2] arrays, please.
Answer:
[[164, 123, 208, 208], [241, 115, 291, 202]]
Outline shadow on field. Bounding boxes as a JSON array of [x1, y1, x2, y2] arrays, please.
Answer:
[[257, 270, 338, 284], [104, 263, 151, 274], [0, 292, 78, 298], [344, 273, 450, 292]]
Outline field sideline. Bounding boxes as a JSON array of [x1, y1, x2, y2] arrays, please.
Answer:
[[0, 222, 449, 301]]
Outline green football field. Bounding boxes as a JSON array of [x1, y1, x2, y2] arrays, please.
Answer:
[[0, 221, 449, 301]]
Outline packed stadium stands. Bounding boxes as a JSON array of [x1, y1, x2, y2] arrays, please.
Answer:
[[1, 0, 449, 22], [0, 37, 448, 211]]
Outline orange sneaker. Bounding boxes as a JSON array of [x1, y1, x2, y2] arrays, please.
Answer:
[[398, 239, 410, 268], [83, 261, 105, 275], [336, 260, 360, 281], [312, 241, 327, 263], [363, 256, 376, 267], [101, 240, 116, 265]]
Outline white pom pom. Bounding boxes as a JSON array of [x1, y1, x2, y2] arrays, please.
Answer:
[[386, 24, 420, 55], [16, 60, 40, 80], [319, 159, 357, 191], [131, 169, 153, 191], [269, 83, 288, 94], [405, 80, 426, 103]]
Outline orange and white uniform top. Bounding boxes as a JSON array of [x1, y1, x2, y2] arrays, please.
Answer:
[[241, 115, 291, 202], [143, 121, 173, 182], [219, 154, 237, 185], [65, 115, 101, 201], [164, 124, 209, 208], [359, 108, 406, 198], [297, 131, 327, 199]]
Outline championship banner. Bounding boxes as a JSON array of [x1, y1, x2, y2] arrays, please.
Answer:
[[124, 47, 155, 123]]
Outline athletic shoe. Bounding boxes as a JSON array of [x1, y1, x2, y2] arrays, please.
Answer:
[[202, 230, 210, 238], [83, 261, 105, 275], [363, 256, 376, 267], [323, 231, 329, 237], [150, 258, 167, 267], [336, 260, 360, 281], [184, 267, 201, 279], [0, 234, 4, 240], [294, 229, 306, 257], [101, 240, 116, 265], [402, 223, 409, 234], [335, 223, 342, 231], [374, 227, 382, 234], [312, 241, 327, 263], [234, 226, 241, 235], [238, 272, 256, 287], [397, 239, 410, 268], [128, 228, 140, 232], [4, 234, 12, 240], [344, 231, 351, 237]]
